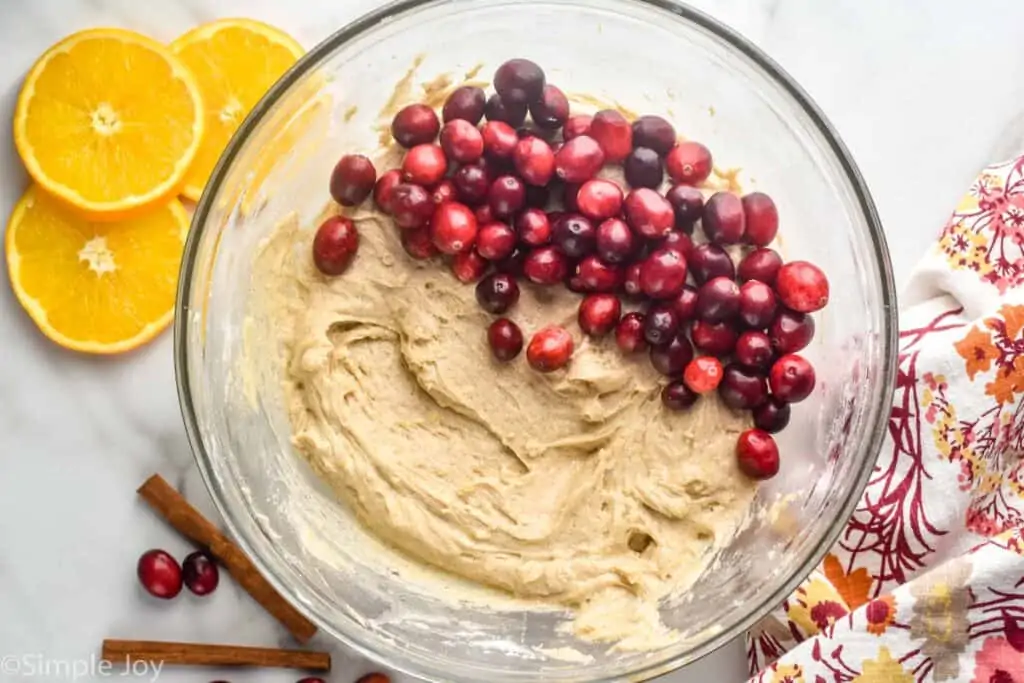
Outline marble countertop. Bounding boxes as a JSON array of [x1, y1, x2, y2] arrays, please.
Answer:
[[2, 1, 1024, 682]]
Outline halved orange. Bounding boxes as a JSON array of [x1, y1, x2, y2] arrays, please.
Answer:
[[13, 28, 204, 220], [6, 185, 189, 354], [171, 19, 304, 202]]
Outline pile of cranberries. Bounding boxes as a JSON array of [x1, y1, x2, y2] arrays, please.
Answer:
[[136, 548, 219, 599], [313, 58, 830, 481]]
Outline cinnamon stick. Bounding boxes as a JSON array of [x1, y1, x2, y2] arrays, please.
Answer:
[[137, 474, 317, 643], [101, 640, 330, 671]]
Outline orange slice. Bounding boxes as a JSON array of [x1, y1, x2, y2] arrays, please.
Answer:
[[13, 28, 204, 220], [170, 18, 304, 202], [5, 185, 189, 354]]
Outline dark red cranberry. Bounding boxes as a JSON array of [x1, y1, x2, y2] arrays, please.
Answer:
[[513, 136, 555, 186], [488, 318, 524, 361], [329, 154, 376, 207], [443, 85, 486, 124], [665, 141, 712, 185], [527, 325, 574, 372], [640, 248, 688, 299], [576, 179, 623, 221], [738, 247, 783, 284], [624, 147, 664, 189], [427, 181, 453, 207], [312, 216, 359, 275], [691, 319, 738, 355], [529, 84, 569, 129], [589, 110, 632, 163], [684, 356, 724, 393], [430, 202, 478, 254], [563, 114, 593, 140], [484, 94, 527, 127], [623, 262, 643, 298], [477, 222, 517, 260], [182, 550, 219, 596], [373, 168, 403, 214], [554, 135, 605, 183], [453, 161, 491, 205], [703, 192, 745, 244], [451, 249, 488, 283], [523, 245, 568, 284], [575, 255, 622, 292], [736, 429, 780, 480], [402, 144, 447, 186], [735, 330, 774, 369], [596, 218, 636, 263], [696, 276, 740, 322], [769, 309, 815, 354], [495, 245, 526, 275], [475, 272, 520, 313], [494, 58, 546, 106], [624, 188, 674, 239], [688, 243, 735, 283], [391, 104, 440, 148], [665, 185, 705, 232], [662, 380, 698, 410], [742, 192, 779, 246], [481, 120, 519, 160], [578, 293, 622, 337], [401, 227, 438, 260], [753, 397, 791, 433], [719, 363, 768, 409], [673, 285, 698, 321], [661, 231, 694, 259], [474, 203, 496, 224], [561, 182, 581, 212], [515, 209, 551, 246], [137, 549, 182, 599], [525, 184, 550, 208], [649, 333, 693, 376], [738, 280, 777, 328], [631, 115, 677, 156], [552, 213, 596, 258], [489, 175, 526, 217], [769, 354, 816, 402], [776, 261, 830, 313], [615, 312, 647, 353], [440, 120, 484, 164], [644, 304, 680, 347]]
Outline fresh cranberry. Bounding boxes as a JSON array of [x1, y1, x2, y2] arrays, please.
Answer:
[[719, 363, 768, 409], [643, 304, 680, 347], [650, 334, 693, 376], [523, 246, 568, 284], [589, 110, 632, 163], [514, 209, 551, 246], [443, 85, 486, 124], [311, 216, 359, 275], [735, 330, 774, 369], [391, 104, 440, 148], [554, 135, 605, 183], [640, 248, 688, 299], [402, 144, 447, 187], [615, 312, 647, 353], [624, 188, 674, 239], [688, 243, 735, 283], [769, 354, 816, 402], [488, 318, 524, 361], [624, 147, 664, 189], [575, 255, 622, 292], [561, 182, 581, 212], [631, 115, 677, 155], [527, 325, 574, 372], [182, 550, 219, 596], [525, 184, 550, 208], [476, 222, 517, 260], [440, 120, 484, 164], [769, 309, 815, 354], [513, 137, 555, 186], [137, 549, 182, 599], [481, 120, 519, 160], [662, 380, 698, 410], [495, 246, 526, 275], [691, 319, 738, 355], [552, 214, 596, 258], [738, 247, 782, 284], [753, 397, 791, 433], [494, 58, 546, 105], [430, 202, 478, 254], [373, 168, 403, 214], [484, 94, 527, 127], [474, 203, 496, 224], [563, 114, 593, 140], [742, 192, 779, 246], [596, 218, 636, 263], [329, 154, 376, 207], [430, 180, 457, 207], [738, 280, 777, 328], [775, 261, 830, 313], [578, 293, 622, 337], [623, 262, 643, 298], [702, 192, 745, 244], [529, 84, 569, 129], [576, 179, 623, 221], [488, 175, 526, 217], [401, 227, 438, 260], [475, 272, 519, 313], [665, 185, 705, 232], [673, 285, 699, 321], [736, 429, 780, 480], [451, 249, 488, 283], [684, 356, 724, 393], [696, 277, 740, 322], [662, 230, 694, 259], [665, 141, 712, 185]]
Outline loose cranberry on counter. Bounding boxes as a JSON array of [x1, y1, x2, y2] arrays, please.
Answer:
[[736, 429, 780, 480], [738, 280, 778, 328], [775, 261, 830, 313], [684, 356, 724, 394], [576, 179, 624, 221], [702, 192, 745, 244], [615, 312, 647, 353], [484, 94, 528, 127], [735, 330, 774, 369], [769, 309, 815, 354], [402, 144, 447, 186], [650, 334, 693, 376], [431, 202, 478, 254], [182, 550, 219, 597], [494, 58, 546, 105], [525, 184, 550, 209], [688, 243, 735, 284], [443, 85, 486, 124], [137, 549, 183, 600], [515, 209, 552, 246], [495, 246, 526, 275], [523, 246, 569, 284], [662, 380, 699, 411], [552, 213, 596, 258], [401, 227, 438, 260], [624, 188, 675, 239], [622, 262, 643, 298], [527, 325, 574, 372], [477, 222, 517, 260], [589, 110, 632, 163], [391, 103, 440, 148], [719, 363, 768, 409], [631, 115, 677, 156], [563, 114, 593, 140], [665, 185, 705, 233], [575, 255, 622, 292], [691, 319, 738, 355], [578, 293, 622, 337], [373, 168, 403, 214], [481, 121, 519, 160], [742, 192, 779, 246], [753, 397, 791, 433], [554, 135, 605, 183], [696, 276, 740, 322], [737, 247, 783, 284], [452, 249, 488, 283], [623, 147, 664, 189], [665, 141, 712, 185], [489, 175, 526, 217], [640, 247, 688, 299], [529, 84, 569, 129], [643, 304, 680, 347], [475, 272, 520, 313], [440, 120, 484, 163], [769, 354, 816, 402], [312, 216, 359, 275], [329, 154, 376, 207], [513, 136, 555, 186], [673, 285, 699, 321], [662, 230, 694, 259], [488, 318, 524, 361], [596, 218, 636, 263]]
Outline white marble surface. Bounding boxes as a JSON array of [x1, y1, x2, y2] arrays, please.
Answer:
[[2, 1, 1024, 682]]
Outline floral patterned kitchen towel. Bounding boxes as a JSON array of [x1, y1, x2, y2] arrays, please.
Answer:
[[747, 154, 1024, 682]]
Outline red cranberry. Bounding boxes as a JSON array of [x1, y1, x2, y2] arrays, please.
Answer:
[[527, 325, 574, 372], [736, 429, 780, 480], [575, 255, 622, 292], [753, 397, 791, 433], [665, 141, 712, 185], [719, 363, 768, 409], [373, 168, 403, 214], [769, 354, 816, 402], [631, 115, 677, 156], [576, 179, 623, 221], [554, 135, 605, 183], [769, 309, 815, 354], [640, 248, 688, 299], [529, 84, 569, 129], [431, 179, 457, 205], [443, 85, 486, 124], [742, 192, 779, 246], [525, 184, 550, 208], [489, 175, 526, 217], [589, 110, 632, 163], [477, 222, 517, 260], [735, 330, 774, 369], [523, 246, 568, 284], [561, 182, 581, 212], [484, 94, 527, 127], [392, 104, 440, 148], [488, 318, 524, 361], [329, 154, 376, 207], [738, 280, 777, 328], [662, 230, 694, 259], [665, 185, 705, 232], [475, 203, 496, 224], [691, 319, 738, 355], [481, 120, 519, 160], [596, 218, 636, 263], [673, 285, 699, 321], [644, 304, 680, 347], [440, 120, 484, 164], [649, 333, 693, 376], [552, 213, 596, 258], [401, 227, 438, 260], [624, 188, 674, 239], [402, 144, 447, 187], [703, 192, 745, 244], [312, 216, 359, 275], [684, 356, 724, 393], [623, 262, 643, 298], [137, 549, 182, 599], [494, 58, 546, 105], [495, 246, 526, 275], [688, 243, 735, 283], [775, 261, 830, 313], [430, 202, 478, 254], [453, 161, 491, 205], [476, 272, 520, 313], [662, 380, 698, 410], [738, 247, 783, 284], [563, 114, 593, 140], [513, 136, 555, 186], [182, 550, 219, 596], [578, 293, 622, 337], [624, 147, 664, 189], [615, 312, 647, 353], [451, 249, 488, 283], [515, 209, 551, 246]]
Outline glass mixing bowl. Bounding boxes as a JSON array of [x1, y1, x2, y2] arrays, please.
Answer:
[[175, 0, 896, 680]]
